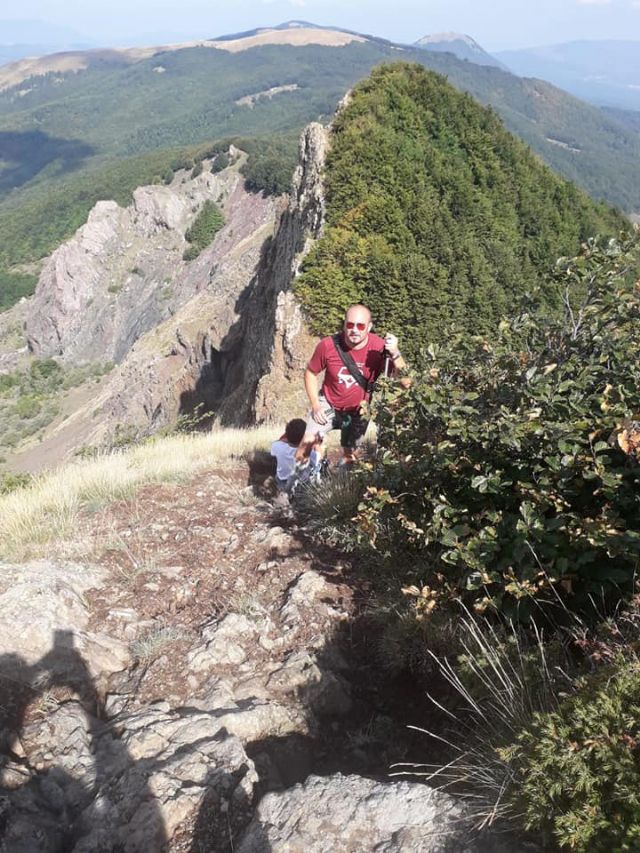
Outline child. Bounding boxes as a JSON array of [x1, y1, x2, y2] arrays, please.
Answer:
[[271, 418, 323, 494]]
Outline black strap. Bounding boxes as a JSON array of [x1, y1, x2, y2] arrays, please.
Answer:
[[332, 334, 376, 397]]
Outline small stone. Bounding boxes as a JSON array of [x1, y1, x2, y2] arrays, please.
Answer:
[[104, 693, 129, 717], [108, 607, 139, 622]]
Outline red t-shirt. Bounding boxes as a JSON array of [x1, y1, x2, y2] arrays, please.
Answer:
[[307, 333, 389, 412]]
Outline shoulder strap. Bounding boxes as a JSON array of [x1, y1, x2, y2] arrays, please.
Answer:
[[332, 334, 376, 397]]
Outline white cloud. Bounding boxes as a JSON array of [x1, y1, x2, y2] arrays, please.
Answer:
[[575, 0, 613, 5]]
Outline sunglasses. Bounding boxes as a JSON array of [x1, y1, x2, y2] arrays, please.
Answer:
[[345, 321, 367, 331]]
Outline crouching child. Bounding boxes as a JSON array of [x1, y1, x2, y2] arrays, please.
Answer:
[[271, 418, 323, 496]]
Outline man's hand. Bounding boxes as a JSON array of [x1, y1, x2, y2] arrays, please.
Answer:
[[312, 403, 328, 425], [384, 333, 400, 357]]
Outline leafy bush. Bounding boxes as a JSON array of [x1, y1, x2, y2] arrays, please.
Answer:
[[240, 134, 298, 196], [353, 235, 640, 620], [506, 656, 640, 851], [183, 201, 224, 261], [0, 270, 37, 311]]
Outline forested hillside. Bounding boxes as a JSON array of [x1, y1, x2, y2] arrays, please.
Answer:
[[295, 63, 627, 354], [1, 28, 640, 312]]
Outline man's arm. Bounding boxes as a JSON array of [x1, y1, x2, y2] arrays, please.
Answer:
[[304, 367, 328, 424], [384, 334, 412, 389]]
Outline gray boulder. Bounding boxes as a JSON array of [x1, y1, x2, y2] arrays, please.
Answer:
[[237, 773, 520, 853]]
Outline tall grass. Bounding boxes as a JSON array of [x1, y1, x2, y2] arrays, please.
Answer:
[[0, 426, 274, 560], [391, 610, 574, 829]]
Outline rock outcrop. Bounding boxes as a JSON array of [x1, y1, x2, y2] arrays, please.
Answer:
[[216, 121, 327, 426], [9, 126, 327, 466], [0, 462, 539, 852], [98, 122, 328, 435], [25, 150, 276, 366], [237, 773, 518, 852]]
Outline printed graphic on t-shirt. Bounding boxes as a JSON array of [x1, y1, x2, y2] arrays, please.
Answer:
[[337, 366, 357, 389]]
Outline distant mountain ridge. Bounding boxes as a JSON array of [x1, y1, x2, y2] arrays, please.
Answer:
[[414, 32, 507, 70], [497, 40, 640, 111], [0, 23, 368, 93]]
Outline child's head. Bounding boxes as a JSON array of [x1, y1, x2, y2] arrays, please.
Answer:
[[284, 418, 306, 446]]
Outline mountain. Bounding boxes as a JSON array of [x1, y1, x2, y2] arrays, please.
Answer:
[[414, 32, 506, 70], [601, 106, 640, 135], [496, 40, 640, 112], [1, 22, 640, 313], [295, 62, 626, 354]]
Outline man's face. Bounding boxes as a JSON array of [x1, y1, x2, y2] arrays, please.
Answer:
[[343, 307, 372, 347]]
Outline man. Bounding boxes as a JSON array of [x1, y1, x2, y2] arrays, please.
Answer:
[[296, 303, 409, 465]]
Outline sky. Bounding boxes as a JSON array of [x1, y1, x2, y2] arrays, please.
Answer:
[[1, 0, 639, 51]]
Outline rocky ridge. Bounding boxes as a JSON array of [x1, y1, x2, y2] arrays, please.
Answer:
[[0, 466, 526, 852], [8, 125, 325, 469], [25, 147, 274, 366]]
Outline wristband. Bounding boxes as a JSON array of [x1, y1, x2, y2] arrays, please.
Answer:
[[391, 351, 401, 361]]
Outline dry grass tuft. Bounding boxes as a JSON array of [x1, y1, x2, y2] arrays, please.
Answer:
[[391, 610, 573, 829], [0, 425, 274, 560]]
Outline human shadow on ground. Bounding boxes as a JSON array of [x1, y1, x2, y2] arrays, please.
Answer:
[[0, 628, 266, 853], [0, 629, 168, 850]]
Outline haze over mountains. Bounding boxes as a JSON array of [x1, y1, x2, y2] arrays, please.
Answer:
[[0, 19, 96, 65], [496, 40, 640, 112]]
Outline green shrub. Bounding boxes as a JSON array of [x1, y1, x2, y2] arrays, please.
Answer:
[[0, 373, 18, 393], [351, 235, 640, 620], [182, 245, 199, 262], [211, 152, 230, 173], [0, 471, 32, 494], [14, 395, 41, 419], [506, 657, 640, 851], [183, 201, 224, 260], [0, 270, 37, 311], [241, 139, 296, 196], [170, 155, 194, 172], [30, 358, 62, 383], [190, 161, 203, 179]]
